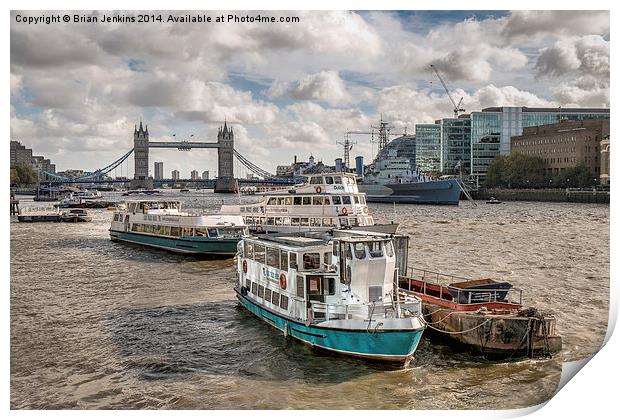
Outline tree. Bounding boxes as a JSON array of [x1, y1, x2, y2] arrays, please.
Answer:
[[553, 165, 595, 188], [11, 164, 38, 185], [484, 153, 544, 188], [10, 168, 19, 185]]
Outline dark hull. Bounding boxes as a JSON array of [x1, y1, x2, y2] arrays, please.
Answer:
[[358, 179, 461, 205]]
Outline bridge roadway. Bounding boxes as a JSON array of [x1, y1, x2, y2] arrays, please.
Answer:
[[43, 177, 299, 186]]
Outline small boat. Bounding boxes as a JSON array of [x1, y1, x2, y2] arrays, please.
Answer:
[[109, 199, 248, 256], [486, 197, 502, 204], [122, 189, 161, 196], [59, 208, 92, 222], [17, 205, 61, 222], [74, 189, 102, 199], [180, 188, 190, 193], [235, 229, 426, 365], [55, 194, 87, 208], [399, 267, 562, 360]]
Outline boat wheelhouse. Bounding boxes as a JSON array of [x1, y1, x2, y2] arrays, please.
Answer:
[[235, 230, 425, 364], [109, 200, 248, 256], [221, 172, 397, 234]]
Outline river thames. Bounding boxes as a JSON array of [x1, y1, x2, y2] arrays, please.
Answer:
[[10, 191, 609, 409]]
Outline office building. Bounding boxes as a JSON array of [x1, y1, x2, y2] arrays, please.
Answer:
[[600, 135, 610, 185], [171, 170, 180, 180], [471, 107, 610, 178], [154, 162, 164, 180], [10, 141, 34, 167], [511, 118, 610, 179], [202, 170, 210, 180], [440, 117, 471, 175], [414, 123, 441, 172], [191, 170, 199, 180]]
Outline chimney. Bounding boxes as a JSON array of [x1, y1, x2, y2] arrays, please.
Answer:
[[294, 155, 297, 164]]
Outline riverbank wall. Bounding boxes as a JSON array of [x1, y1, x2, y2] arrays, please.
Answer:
[[473, 188, 609, 204]]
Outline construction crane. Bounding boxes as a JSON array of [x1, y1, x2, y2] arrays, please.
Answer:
[[345, 115, 408, 158], [430, 64, 465, 118]]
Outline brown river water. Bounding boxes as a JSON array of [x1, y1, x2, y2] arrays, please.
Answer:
[[10, 191, 609, 409]]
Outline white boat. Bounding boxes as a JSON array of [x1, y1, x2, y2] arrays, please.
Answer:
[[235, 229, 426, 364], [221, 172, 398, 234], [109, 200, 248, 256], [17, 205, 61, 222], [74, 189, 102, 199]]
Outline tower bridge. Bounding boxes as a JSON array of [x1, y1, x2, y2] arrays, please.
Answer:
[[132, 121, 235, 192], [36, 121, 292, 190]]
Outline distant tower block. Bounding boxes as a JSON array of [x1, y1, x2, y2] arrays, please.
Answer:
[[215, 121, 236, 193], [130, 122, 153, 189]]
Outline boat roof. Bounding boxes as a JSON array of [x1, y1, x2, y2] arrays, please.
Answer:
[[248, 229, 401, 249]]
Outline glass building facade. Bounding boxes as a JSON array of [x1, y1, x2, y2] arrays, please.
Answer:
[[414, 123, 441, 172], [441, 117, 471, 175], [470, 107, 610, 177]]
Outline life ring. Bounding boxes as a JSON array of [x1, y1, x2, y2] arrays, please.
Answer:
[[315, 186, 322, 193], [242, 260, 248, 273], [341, 207, 348, 216], [279, 273, 287, 290]]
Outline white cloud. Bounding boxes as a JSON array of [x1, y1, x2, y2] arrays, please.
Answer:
[[268, 71, 352, 106], [536, 35, 610, 80]]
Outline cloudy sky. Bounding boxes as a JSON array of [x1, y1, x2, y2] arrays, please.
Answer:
[[10, 10, 610, 177]]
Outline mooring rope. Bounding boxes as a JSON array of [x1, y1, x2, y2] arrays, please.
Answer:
[[423, 318, 491, 334]]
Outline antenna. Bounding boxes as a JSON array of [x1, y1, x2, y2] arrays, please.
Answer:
[[336, 133, 357, 171]]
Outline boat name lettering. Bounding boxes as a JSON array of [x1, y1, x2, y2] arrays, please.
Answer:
[[265, 268, 280, 281], [331, 185, 345, 191]]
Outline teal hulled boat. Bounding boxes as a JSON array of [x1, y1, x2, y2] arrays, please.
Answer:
[[235, 230, 426, 364], [109, 200, 248, 256]]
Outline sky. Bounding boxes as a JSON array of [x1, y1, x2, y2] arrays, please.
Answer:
[[10, 10, 610, 178]]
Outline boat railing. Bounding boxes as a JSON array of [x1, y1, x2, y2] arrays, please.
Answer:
[[401, 267, 523, 306], [309, 298, 421, 321]]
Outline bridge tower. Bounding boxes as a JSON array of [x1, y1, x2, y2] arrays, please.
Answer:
[[130, 122, 153, 189], [214, 121, 237, 193]]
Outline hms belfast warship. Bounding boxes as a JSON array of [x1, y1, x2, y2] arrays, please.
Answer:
[[354, 118, 463, 205]]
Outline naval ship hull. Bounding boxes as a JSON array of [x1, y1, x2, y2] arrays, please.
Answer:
[[358, 178, 461, 205]]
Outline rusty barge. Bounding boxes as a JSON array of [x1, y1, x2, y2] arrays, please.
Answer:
[[398, 268, 562, 360]]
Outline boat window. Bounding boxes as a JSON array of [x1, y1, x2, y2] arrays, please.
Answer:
[[324, 277, 336, 295], [340, 218, 349, 227], [264, 288, 272, 303], [308, 275, 321, 294], [300, 218, 309, 226], [291, 217, 300, 226], [271, 291, 280, 306], [324, 197, 331, 205], [196, 227, 208, 237], [293, 197, 302, 205], [342, 196, 352, 205], [351, 218, 359, 226], [303, 253, 321, 270], [385, 241, 394, 258], [245, 278, 251, 290], [207, 228, 218, 237], [289, 253, 298, 270], [251, 282, 258, 295], [285, 197, 293, 206], [162, 226, 171, 236], [182, 228, 194, 237], [267, 217, 275, 225], [334, 176, 342, 184], [280, 251, 289, 271], [360, 196, 366, 205], [312, 197, 322, 206], [170, 226, 181, 237], [267, 198, 277, 205], [302, 197, 311, 205], [332, 240, 339, 257], [323, 252, 331, 265], [280, 295, 289, 310], [353, 196, 360, 204], [258, 285, 265, 299], [369, 286, 383, 302], [345, 243, 353, 260], [254, 245, 266, 263], [277, 197, 285, 205], [310, 177, 322, 185], [296, 275, 304, 298], [332, 196, 341, 205], [353, 243, 366, 259], [325, 176, 334, 184], [323, 218, 333, 226], [368, 241, 383, 258], [275, 217, 284, 226], [244, 241, 254, 258], [310, 218, 321, 227], [267, 247, 279, 268]]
